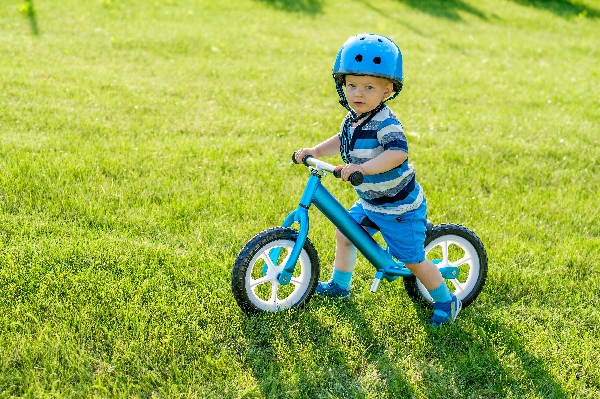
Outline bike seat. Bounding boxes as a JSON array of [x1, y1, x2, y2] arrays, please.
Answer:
[[359, 216, 380, 230], [359, 216, 433, 236]]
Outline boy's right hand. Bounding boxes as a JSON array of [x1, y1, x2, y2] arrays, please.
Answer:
[[294, 148, 318, 164]]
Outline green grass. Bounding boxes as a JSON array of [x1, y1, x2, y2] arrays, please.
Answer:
[[1, 0, 600, 397]]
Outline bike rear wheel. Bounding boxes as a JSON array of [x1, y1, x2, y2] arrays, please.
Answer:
[[231, 227, 320, 314], [403, 223, 488, 309]]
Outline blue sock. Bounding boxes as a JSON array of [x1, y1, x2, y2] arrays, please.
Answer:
[[428, 282, 453, 303], [331, 269, 352, 290]]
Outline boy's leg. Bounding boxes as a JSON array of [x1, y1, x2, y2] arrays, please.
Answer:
[[316, 203, 375, 298], [403, 259, 443, 292], [333, 228, 357, 274], [405, 260, 461, 325], [315, 229, 355, 298], [374, 200, 461, 325]]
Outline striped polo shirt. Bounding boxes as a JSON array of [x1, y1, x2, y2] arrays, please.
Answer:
[[338, 105, 423, 215]]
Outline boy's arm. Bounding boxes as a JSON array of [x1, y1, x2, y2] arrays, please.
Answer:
[[294, 135, 341, 163], [313, 135, 342, 157], [339, 149, 407, 181], [361, 149, 407, 175]]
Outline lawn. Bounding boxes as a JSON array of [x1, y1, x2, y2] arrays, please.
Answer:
[[1, 0, 599, 397]]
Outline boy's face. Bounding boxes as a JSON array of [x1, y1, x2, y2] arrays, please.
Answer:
[[345, 75, 394, 114]]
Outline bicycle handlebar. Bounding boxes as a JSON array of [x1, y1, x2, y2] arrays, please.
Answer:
[[292, 152, 363, 186]]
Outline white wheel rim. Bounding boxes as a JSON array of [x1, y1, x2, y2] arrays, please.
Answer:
[[416, 234, 481, 303], [245, 239, 312, 312]]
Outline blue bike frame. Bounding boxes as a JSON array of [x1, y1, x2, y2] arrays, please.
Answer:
[[275, 171, 414, 287]]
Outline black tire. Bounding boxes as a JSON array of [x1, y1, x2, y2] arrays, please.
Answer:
[[403, 223, 488, 309], [231, 227, 320, 314]]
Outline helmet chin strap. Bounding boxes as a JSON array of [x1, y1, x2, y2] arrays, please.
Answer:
[[335, 80, 400, 164]]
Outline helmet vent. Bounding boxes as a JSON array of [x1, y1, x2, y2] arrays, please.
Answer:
[[378, 39, 383, 43], [355, 54, 363, 62], [360, 37, 366, 40], [373, 57, 381, 64]]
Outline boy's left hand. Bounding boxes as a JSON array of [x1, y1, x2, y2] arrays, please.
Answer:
[[336, 163, 365, 182]]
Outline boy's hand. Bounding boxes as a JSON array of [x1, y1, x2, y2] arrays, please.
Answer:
[[337, 163, 365, 182], [294, 148, 318, 164]]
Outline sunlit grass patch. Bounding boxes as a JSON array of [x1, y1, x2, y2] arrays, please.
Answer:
[[1, 0, 599, 397]]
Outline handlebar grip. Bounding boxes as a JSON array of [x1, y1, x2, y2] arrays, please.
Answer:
[[333, 168, 363, 186], [349, 171, 364, 186], [292, 152, 315, 166]]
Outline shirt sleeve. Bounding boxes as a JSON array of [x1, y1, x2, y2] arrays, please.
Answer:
[[376, 120, 408, 153]]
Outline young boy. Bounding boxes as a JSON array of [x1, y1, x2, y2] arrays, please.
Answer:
[[294, 34, 460, 326]]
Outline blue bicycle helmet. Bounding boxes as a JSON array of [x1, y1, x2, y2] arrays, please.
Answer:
[[333, 34, 404, 163], [333, 33, 403, 93]]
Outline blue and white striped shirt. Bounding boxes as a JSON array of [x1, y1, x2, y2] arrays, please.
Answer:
[[338, 105, 423, 215]]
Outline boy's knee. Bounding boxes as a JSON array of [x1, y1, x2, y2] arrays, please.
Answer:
[[335, 229, 353, 247]]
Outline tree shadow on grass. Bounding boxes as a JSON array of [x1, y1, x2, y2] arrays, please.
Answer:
[[508, 0, 600, 19], [253, 0, 323, 15], [393, 0, 488, 21], [410, 303, 571, 398], [241, 299, 417, 398]]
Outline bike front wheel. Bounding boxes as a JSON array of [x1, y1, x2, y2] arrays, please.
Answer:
[[403, 223, 488, 309], [231, 227, 320, 314]]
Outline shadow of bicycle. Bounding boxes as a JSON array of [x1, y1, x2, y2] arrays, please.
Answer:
[[241, 298, 417, 398], [241, 293, 569, 398]]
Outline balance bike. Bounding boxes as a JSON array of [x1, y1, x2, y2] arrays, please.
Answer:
[[231, 155, 488, 314]]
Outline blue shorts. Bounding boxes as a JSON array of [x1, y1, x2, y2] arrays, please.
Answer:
[[349, 199, 427, 264]]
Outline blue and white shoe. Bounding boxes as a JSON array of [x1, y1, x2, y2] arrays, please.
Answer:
[[429, 295, 462, 326], [315, 280, 350, 299]]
